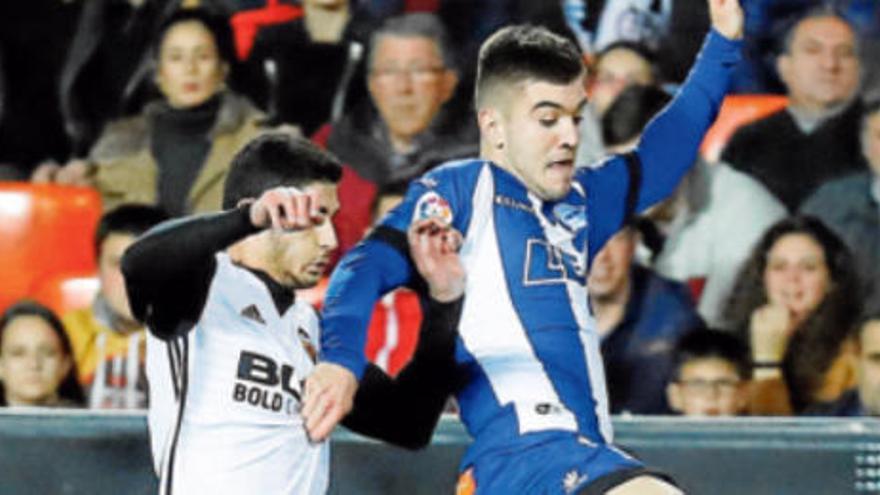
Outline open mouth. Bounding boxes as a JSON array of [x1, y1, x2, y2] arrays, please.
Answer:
[[548, 159, 574, 169]]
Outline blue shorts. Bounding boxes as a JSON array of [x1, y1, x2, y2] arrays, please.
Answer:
[[456, 433, 647, 494]]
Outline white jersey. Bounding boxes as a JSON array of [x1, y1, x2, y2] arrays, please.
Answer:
[[146, 253, 327, 495]]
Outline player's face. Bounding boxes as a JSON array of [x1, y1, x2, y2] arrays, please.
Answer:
[[98, 233, 137, 324], [858, 320, 880, 416], [368, 35, 457, 150], [778, 16, 859, 112], [496, 77, 586, 200], [588, 228, 635, 301], [156, 20, 228, 109], [0, 315, 72, 406], [862, 110, 880, 177], [762, 233, 830, 325], [269, 182, 340, 289], [667, 358, 745, 417]]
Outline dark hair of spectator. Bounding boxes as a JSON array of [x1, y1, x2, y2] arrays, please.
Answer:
[[475, 24, 583, 108], [594, 40, 658, 79], [601, 84, 670, 147], [152, 8, 236, 65], [96, 205, 170, 258], [723, 216, 861, 412], [0, 301, 85, 407], [779, 6, 857, 56], [222, 133, 343, 209], [672, 329, 751, 382], [368, 13, 456, 71]]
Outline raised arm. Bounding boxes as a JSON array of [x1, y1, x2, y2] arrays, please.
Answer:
[[304, 218, 464, 443], [122, 186, 325, 339]]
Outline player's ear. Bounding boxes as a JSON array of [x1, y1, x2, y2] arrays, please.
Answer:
[[478, 107, 503, 147]]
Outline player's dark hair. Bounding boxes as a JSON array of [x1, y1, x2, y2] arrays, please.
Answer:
[[0, 300, 85, 407], [475, 24, 584, 107], [671, 329, 751, 382], [96, 204, 169, 257], [601, 84, 671, 147], [222, 133, 343, 209], [153, 8, 236, 64]]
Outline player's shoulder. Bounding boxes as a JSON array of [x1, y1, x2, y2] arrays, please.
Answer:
[[417, 158, 486, 190]]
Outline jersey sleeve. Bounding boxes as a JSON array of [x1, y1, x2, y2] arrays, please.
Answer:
[[320, 163, 473, 379], [577, 29, 742, 260], [122, 206, 260, 339], [341, 296, 465, 449]]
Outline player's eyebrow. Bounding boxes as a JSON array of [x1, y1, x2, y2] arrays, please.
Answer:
[[531, 99, 588, 115]]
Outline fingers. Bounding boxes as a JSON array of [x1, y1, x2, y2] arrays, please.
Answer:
[[252, 187, 324, 230], [301, 364, 357, 443]]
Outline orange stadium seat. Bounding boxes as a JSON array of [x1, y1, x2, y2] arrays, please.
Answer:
[[0, 183, 101, 313], [230, 0, 303, 60], [700, 94, 788, 162], [31, 271, 100, 316]]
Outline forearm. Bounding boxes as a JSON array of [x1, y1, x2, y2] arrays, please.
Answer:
[[635, 29, 742, 211], [122, 206, 260, 336], [320, 230, 413, 379], [342, 297, 463, 449]]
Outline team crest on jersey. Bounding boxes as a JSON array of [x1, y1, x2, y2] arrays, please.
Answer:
[[552, 203, 587, 232], [413, 191, 453, 225], [298, 327, 317, 363]]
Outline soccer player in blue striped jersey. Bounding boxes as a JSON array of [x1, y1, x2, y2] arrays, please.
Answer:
[[304, 1, 744, 493]]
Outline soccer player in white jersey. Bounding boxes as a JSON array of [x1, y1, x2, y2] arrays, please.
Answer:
[[304, 0, 744, 493], [122, 133, 465, 494]]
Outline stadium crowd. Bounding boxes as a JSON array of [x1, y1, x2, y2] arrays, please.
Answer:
[[0, 0, 879, 428]]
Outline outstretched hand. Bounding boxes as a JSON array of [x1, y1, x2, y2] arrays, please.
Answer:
[[408, 218, 465, 303], [247, 186, 325, 231], [708, 0, 744, 40]]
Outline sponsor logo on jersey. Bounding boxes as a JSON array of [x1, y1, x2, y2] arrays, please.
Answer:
[[413, 191, 453, 225], [233, 350, 303, 415], [494, 194, 531, 212], [240, 304, 266, 325]]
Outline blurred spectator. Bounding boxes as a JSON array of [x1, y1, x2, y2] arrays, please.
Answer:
[[800, 99, 880, 314], [577, 42, 659, 166], [665, 329, 751, 417], [36, 8, 269, 217], [320, 12, 478, 256], [602, 84, 788, 326], [0, 301, 85, 408], [723, 216, 861, 414], [244, 0, 378, 135], [588, 225, 704, 414], [591, 0, 674, 54], [720, 8, 864, 211], [63, 204, 168, 409], [807, 312, 880, 416], [0, 0, 81, 178]]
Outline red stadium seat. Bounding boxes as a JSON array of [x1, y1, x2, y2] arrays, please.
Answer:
[[31, 271, 100, 316], [0, 183, 101, 313], [700, 94, 788, 162], [230, 0, 303, 60]]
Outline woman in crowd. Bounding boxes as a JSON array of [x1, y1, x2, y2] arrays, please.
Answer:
[[723, 216, 862, 414], [36, 7, 267, 217], [0, 301, 84, 408]]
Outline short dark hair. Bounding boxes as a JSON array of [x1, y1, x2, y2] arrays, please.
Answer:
[[672, 329, 751, 381], [601, 84, 670, 147], [96, 204, 169, 257], [222, 133, 343, 209], [368, 13, 455, 70], [153, 8, 236, 64], [0, 300, 85, 406], [475, 24, 584, 108]]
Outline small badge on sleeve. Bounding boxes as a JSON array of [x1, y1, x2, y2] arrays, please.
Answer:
[[412, 191, 453, 226]]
